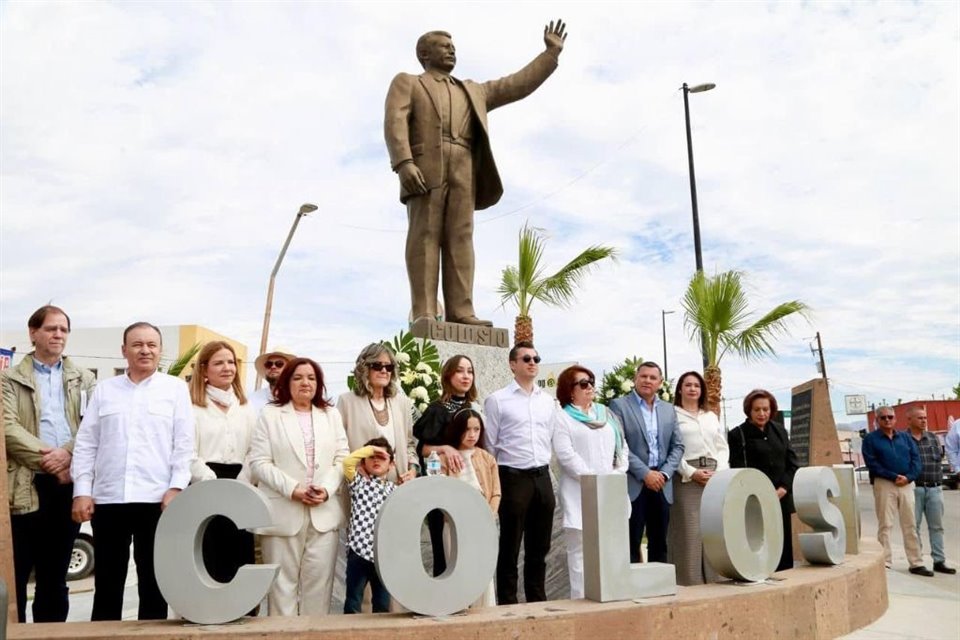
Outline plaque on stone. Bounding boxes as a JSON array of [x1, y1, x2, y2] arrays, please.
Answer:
[[790, 388, 813, 466]]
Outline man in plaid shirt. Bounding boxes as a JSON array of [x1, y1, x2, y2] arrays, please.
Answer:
[[907, 406, 956, 574], [342, 437, 396, 613]]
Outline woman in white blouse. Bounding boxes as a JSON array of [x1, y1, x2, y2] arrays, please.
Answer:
[[188, 341, 256, 586], [336, 343, 418, 483], [249, 357, 349, 616], [552, 365, 628, 599], [667, 370, 730, 585]]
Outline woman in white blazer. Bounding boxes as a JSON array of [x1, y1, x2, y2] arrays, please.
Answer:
[[249, 357, 349, 616], [552, 366, 629, 599], [336, 343, 418, 483]]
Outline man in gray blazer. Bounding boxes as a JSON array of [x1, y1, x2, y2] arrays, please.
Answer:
[[384, 20, 567, 326], [609, 362, 684, 563]]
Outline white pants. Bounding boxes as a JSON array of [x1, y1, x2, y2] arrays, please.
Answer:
[[262, 523, 339, 616], [564, 527, 584, 600]]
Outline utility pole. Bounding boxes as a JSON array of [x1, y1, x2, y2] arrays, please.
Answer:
[[814, 331, 827, 385]]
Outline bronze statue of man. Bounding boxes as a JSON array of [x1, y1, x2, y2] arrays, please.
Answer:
[[385, 20, 568, 326]]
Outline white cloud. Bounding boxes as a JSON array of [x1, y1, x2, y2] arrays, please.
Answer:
[[2, 2, 957, 407]]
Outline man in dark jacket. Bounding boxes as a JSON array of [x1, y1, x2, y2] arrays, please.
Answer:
[[861, 406, 931, 576]]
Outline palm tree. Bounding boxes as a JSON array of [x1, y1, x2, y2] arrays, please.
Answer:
[[681, 270, 810, 415], [498, 223, 617, 345], [162, 342, 202, 378]]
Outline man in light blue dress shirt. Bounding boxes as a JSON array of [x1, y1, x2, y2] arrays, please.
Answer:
[[2, 305, 96, 623], [609, 362, 684, 563]]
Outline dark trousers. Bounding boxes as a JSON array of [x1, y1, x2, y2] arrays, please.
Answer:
[[427, 509, 447, 577], [343, 549, 391, 614], [777, 503, 794, 572], [496, 465, 555, 604], [629, 484, 670, 563], [201, 463, 255, 584], [11, 474, 79, 622], [91, 502, 167, 621]]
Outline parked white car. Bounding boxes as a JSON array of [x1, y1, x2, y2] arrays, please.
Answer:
[[68, 522, 94, 581]]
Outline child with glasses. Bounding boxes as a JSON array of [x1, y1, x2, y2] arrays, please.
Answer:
[[441, 408, 501, 607], [342, 437, 397, 613]]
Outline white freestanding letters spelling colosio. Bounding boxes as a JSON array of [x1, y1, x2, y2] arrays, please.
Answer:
[[581, 474, 676, 601], [794, 466, 846, 565], [701, 468, 783, 582], [832, 464, 861, 554], [153, 479, 279, 624], [374, 475, 498, 616]]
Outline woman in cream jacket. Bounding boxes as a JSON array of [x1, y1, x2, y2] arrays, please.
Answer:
[[249, 357, 349, 616]]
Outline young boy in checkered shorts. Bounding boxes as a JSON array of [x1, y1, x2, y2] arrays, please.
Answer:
[[342, 437, 396, 613]]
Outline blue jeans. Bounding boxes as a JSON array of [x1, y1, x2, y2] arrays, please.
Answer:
[[343, 549, 390, 614], [914, 485, 946, 564]]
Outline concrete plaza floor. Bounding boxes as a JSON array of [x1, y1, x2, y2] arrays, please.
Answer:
[[26, 481, 960, 638]]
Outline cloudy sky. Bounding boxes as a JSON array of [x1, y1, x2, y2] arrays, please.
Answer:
[[2, 1, 957, 425]]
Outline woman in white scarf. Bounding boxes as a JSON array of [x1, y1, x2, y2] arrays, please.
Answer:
[[188, 341, 257, 587]]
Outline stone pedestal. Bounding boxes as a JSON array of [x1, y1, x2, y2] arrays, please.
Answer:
[[410, 319, 512, 402]]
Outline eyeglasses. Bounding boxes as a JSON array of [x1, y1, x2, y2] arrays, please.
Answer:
[[368, 362, 396, 373], [519, 355, 541, 364], [574, 378, 595, 390], [264, 360, 286, 369], [878, 416, 895, 421]]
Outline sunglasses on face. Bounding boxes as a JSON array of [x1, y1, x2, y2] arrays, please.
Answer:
[[574, 378, 595, 390], [368, 362, 395, 373], [264, 360, 286, 369], [878, 415, 895, 421], [518, 355, 541, 364]]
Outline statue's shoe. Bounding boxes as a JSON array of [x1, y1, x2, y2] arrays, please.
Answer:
[[449, 316, 493, 327]]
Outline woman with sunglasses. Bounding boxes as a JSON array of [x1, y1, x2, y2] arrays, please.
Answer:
[[412, 354, 480, 576], [667, 370, 729, 585], [728, 388, 800, 573], [552, 365, 628, 599], [337, 343, 418, 484]]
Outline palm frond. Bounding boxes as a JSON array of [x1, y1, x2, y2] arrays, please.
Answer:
[[165, 342, 201, 378], [539, 245, 619, 307], [729, 300, 811, 361]]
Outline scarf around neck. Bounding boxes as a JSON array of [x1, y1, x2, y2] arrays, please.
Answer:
[[206, 384, 236, 408], [563, 402, 624, 458]]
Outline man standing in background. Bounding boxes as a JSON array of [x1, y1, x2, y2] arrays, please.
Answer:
[[907, 406, 956, 574], [862, 406, 932, 576], [248, 347, 295, 415]]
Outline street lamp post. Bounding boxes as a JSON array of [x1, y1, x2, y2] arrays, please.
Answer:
[[661, 309, 675, 382], [255, 202, 317, 389], [682, 81, 715, 368]]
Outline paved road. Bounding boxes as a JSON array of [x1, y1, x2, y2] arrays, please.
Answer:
[[29, 480, 960, 635]]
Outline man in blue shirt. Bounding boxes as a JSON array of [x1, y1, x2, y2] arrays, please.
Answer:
[[609, 362, 684, 563], [861, 406, 932, 576], [2, 305, 96, 622]]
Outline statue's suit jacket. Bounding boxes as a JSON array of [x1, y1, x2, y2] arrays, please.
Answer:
[[384, 50, 559, 209], [609, 394, 685, 504]]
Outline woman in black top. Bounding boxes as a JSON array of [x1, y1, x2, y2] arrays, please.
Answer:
[[412, 354, 479, 576], [727, 388, 800, 573]]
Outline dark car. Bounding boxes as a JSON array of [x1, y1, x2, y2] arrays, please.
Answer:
[[944, 462, 959, 490]]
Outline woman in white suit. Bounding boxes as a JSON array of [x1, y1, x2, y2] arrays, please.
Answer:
[[249, 357, 349, 616], [552, 365, 629, 599]]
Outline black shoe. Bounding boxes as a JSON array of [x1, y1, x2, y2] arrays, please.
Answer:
[[909, 565, 935, 577], [933, 562, 957, 575]]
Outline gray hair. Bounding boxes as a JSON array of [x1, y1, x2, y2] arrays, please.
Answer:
[[351, 343, 398, 398], [416, 30, 452, 69]]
